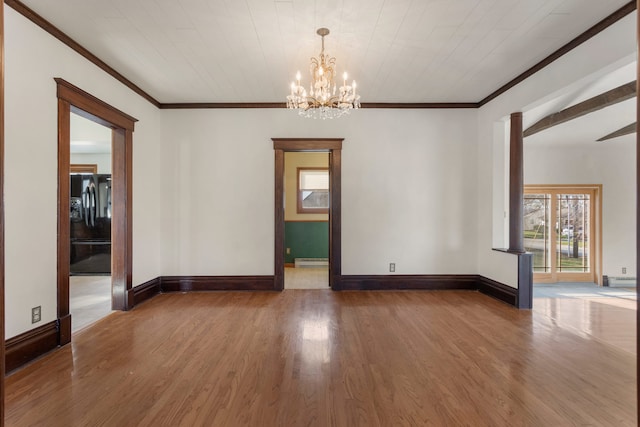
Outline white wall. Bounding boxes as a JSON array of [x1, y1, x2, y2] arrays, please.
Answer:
[[476, 12, 637, 287], [525, 140, 636, 278], [160, 108, 479, 276], [70, 153, 112, 174], [5, 7, 163, 338]]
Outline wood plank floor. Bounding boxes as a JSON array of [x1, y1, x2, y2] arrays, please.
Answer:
[[5, 290, 636, 426]]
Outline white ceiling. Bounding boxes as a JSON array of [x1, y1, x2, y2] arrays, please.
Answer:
[[524, 60, 636, 147], [19, 0, 632, 103]]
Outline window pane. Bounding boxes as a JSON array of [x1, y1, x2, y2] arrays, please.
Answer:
[[301, 170, 329, 190], [524, 194, 551, 273], [301, 190, 329, 209], [556, 194, 590, 273]]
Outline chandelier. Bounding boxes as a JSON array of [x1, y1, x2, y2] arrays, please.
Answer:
[[287, 28, 360, 119]]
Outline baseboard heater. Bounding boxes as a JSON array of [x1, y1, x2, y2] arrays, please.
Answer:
[[603, 275, 636, 287], [294, 258, 329, 268]]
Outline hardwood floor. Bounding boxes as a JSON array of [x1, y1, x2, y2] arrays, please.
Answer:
[[5, 290, 636, 426]]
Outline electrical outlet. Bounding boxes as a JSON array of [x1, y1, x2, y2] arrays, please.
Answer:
[[286, 248, 291, 255], [389, 263, 395, 273], [31, 306, 41, 324], [622, 267, 627, 274]]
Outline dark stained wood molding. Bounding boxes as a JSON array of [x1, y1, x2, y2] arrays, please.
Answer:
[[6, 0, 160, 108], [69, 163, 97, 174], [329, 149, 342, 290], [476, 276, 518, 306], [480, 1, 637, 106], [274, 149, 285, 291], [57, 314, 71, 346], [8, 0, 635, 110], [55, 78, 138, 130], [160, 102, 286, 109], [524, 81, 636, 137], [273, 138, 343, 151], [517, 253, 533, 309], [338, 275, 478, 291], [56, 97, 71, 346], [160, 276, 276, 292], [635, 2, 639, 419], [5, 320, 58, 373], [160, 102, 480, 109], [273, 138, 343, 290], [0, 0, 5, 420], [361, 102, 479, 109], [509, 112, 525, 253], [339, 274, 519, 307], [56, 79, 135, 339], [597, 122, 636, 141], [133, 278, 161, 306]]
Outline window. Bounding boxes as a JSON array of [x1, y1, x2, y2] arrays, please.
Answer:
[[297, 168, 329, 214], [524, 185, 601, 284]]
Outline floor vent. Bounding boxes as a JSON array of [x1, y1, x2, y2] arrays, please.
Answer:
[[294, 258, 329, 268]]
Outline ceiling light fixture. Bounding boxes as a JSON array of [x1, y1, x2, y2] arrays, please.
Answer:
[[287, 28, 360, 119]]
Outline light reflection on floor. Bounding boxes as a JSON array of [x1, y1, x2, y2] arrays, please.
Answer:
[[70, 275, 114, 333], [533, 283, 636, 355]]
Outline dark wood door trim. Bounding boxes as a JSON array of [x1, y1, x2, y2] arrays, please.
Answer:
[[272, 138, 343, 290], [56, 79, 137, 344], [0, 0, 5, 422], [636, 0, 639, 419]]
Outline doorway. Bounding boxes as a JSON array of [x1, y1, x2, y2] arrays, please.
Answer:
[[69, 112, 114, 332], [283, 152, 330, 289], [56, 79, 136, 345], [272, 138, 343, 291], [524, 185, 602, 284]]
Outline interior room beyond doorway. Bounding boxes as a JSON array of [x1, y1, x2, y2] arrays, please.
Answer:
[[69, 112, 114, 332], [284, 152, 329, 289]]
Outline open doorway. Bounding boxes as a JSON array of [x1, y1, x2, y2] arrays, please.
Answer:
[[56, 78, 136, 345], [69, 112, 114, 332], [283, 152, 329, 289], [272, 138, 343, 291]]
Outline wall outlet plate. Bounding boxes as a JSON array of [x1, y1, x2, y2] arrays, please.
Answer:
[[622, 267, 627, 274], [32, 306, 41, 324], [389, 263, 396, 272]]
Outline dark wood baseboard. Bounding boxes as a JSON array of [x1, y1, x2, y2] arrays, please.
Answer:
[[133, 277, 161, 306], [5, 320, 59, 373], [58, 313, 71, 346], [338, 274, 478, 291], [337, 274, 519, 307], [160, 276, 276, 292], [476, 276, 518, 306]]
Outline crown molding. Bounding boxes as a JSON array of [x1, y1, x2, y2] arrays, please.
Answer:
[[5, 0, 161, 108], [6, 0, 636, 110]]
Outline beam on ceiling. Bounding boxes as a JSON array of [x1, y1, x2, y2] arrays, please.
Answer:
[[523, 81, 636, 138], [597, 122, 636, 141]]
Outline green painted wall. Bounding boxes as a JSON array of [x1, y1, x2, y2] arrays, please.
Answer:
[[284, 221, 328, 263]]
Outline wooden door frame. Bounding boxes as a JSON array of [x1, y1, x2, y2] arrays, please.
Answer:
[[272, 138, 342, 290], [524, 185, 602, 285], [56, 78, 137, 345]]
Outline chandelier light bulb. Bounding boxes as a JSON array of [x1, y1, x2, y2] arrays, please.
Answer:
[[296, 71, 301, 82]]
